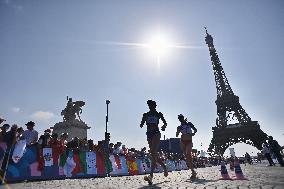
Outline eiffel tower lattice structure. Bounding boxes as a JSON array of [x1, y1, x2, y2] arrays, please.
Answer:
[[205, 28, 268, 156]]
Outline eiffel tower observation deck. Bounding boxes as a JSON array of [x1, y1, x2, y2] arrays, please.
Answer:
[[204, 28, 268, 156]]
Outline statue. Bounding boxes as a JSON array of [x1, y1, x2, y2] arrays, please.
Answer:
[[61, 97, 85, 122], [52, 96, 90, 142]]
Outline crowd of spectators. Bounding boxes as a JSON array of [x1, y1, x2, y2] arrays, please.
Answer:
[[0, 119, 222, 170]]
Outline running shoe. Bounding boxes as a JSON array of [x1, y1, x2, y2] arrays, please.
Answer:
[[190, 170, 197, 180], [164, 167, 168, 177], [144, 175, 153, 185]]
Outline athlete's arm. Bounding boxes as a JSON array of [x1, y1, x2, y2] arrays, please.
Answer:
[[140, 113, 146, 128], [159, 112, 167, 131], [189, 122, 197, 135]]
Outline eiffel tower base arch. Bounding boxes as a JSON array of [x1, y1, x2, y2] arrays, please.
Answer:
[[208, 121, 268, 156]]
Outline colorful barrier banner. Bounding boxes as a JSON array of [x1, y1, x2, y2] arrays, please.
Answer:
[[109, 155, 118, 176], [136, 158, 144, 175], [0, 144, 190, 182], [96, 152, 106, 176], [64, 151, 76, 177], [86, 151, 97, 175], [119, 156, 129, 176], [12, 139, 26, 163], [43, 148, 53, 167]]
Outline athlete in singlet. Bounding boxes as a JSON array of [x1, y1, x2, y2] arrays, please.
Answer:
[[176, 114, 197, 179], [140, 100, 168, 185]]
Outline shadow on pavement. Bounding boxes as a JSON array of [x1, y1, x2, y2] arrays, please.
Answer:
[[138, 180, 171, 189], [186, 178, 219, 184]]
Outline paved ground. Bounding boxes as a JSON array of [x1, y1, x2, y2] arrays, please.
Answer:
[[2, 163, 284, 189]]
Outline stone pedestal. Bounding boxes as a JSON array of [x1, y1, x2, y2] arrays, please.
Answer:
[[51, 120, 91, 141]]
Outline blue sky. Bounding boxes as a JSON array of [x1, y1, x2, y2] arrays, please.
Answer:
[[1, 0, 283, 156]]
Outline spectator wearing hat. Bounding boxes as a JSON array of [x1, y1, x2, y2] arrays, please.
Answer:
[[38, 129, 52, 148], [36, 129, 52, 172], [0, 124, 10, 143], [23, 121, 38, 146]]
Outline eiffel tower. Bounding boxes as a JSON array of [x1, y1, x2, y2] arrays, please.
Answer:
[[205, 28, 268, 156]]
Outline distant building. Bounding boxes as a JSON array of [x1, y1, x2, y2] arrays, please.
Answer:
[[159, 138, 183, 154]]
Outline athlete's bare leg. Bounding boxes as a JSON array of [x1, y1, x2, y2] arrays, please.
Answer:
[[180, 142, 186, 155], [149, 133, 167, 177], [185, 143, 196, 178]]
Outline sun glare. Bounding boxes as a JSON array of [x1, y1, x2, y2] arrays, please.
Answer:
[[147, 32, 172, 57], [97, 28, 198, 68]]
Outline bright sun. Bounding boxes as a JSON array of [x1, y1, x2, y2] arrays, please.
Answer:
[[98, 28, 197, 68], [147, 32, 171, 57]]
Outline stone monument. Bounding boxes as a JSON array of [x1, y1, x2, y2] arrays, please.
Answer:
[[51, 97, 91, 141]]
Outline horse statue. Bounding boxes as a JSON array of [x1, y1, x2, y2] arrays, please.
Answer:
[[61, 98, 85, 122], [73, 101, 85, 121]]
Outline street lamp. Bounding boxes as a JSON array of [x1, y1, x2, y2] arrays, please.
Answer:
[[106, 100, 110, 132], [105, 100, 110, 141]]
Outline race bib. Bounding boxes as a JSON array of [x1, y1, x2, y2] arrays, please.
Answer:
[[147, 116, 159, 125]]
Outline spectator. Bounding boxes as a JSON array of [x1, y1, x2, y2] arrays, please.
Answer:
[[139, 147, 147, 159], [48, 133, 61, 165], [38, 129, 52, 148], [1, 124, 18, 173], [88, 139, 94, 151], [262, 141, 275, 166], [23, 121, 38, 146], [59, 132, 68, 152], [113, 142, 122, 155], [67, 137, 80, 150], [95, 140, 104, 154], [15, 127, 25, 142], [245, 152, 252, 165], [79, 138, 89, 152], [4, 124, 18, 147], [109, 143, 114, 154], [113, 144, 118, 154], [268, 136, 284, 167], [120, 145, 127, 155], [0, 124, 10, 143]]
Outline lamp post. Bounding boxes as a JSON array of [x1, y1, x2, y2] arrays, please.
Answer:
[[105, 100, 110, 142], [106, 100, 110, 133]]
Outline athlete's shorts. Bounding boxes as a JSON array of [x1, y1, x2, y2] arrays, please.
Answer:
[[181, 139, 192, 145], [146, 129, 160, 141]]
